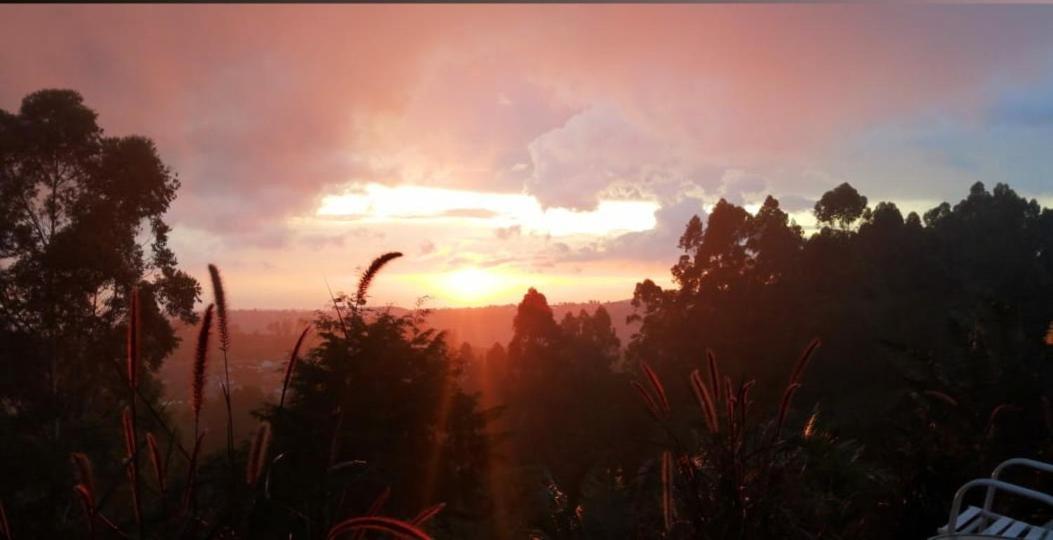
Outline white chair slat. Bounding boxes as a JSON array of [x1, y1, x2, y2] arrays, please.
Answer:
[[952, 506, 983, 531], [960, 516, 984, 534], [1024, 526, 1047, 539], [1003, 521, 1029, 537], [983, 516, 1015, 535], [935, 459, 1053, 539]]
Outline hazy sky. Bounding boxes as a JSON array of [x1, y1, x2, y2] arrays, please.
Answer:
[[2, 5, 1053, 308]]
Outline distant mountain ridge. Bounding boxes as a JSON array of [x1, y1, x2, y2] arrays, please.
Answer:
[[187, 299, 638, 351], [160, 299, 637, 414], [158, 299, 638, 453]]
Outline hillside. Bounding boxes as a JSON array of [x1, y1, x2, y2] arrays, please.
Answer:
[[157, 299, 637, 449]]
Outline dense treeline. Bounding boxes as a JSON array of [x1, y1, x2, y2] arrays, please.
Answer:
[[1, 89, 1051, 538], [619, 181, 1053, 538]]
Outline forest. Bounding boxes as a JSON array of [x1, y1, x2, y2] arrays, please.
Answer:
[[1, 90, 1051, 539]]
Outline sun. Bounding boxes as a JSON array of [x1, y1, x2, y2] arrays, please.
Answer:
[[439, 267, 505, 304]]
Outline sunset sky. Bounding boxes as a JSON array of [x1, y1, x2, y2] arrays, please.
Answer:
[[2, 5, 1053, 308]]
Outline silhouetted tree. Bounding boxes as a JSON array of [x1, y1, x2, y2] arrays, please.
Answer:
[[500, 291, 649, 538], [814, 182, 869, 230], [0, 89, 199, 534], [628, 180, 1053, 538], [261, 290, 495, 537]]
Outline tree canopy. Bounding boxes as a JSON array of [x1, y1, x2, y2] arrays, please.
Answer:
[[0, 89, 199, 534], [813, 181, 869, 230], [628, 180, 1053, 537]]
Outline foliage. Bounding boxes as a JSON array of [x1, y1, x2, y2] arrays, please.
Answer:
[[628, 180, 1053, 537], [628, 343, 879, 539], [813, 182, 869, 230], [258, 282, 496, 538], [493, 289, 650, 538], [0, 90, 199, 535]]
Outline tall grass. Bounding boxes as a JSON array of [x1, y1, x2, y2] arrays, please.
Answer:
[[245, 422, 271, 487], [328, 516, 432, 540], [71, 452, 97, 536], [120, 407, 140, 527], [660, 450, 673, 533], [191, 304, 214, 437], [124, 288, 143, 535], [145, 433, 166, 494], [689, 369, 719, 433], [207, 264, 237, 478], [631, 380, 662, 420], [63, 255, 443, 538], [355, 252, 403, 308], [181, 432, 206, 516], [640, 361, 671, 417], [633, 339, 833, 536], [71, 452, 95, 500], [278, 326, 311, 410], [706, 349, 721, 402], [409, 503, 447, 526]]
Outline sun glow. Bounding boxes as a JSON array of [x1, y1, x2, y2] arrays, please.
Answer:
[[399, 266, 551, 306], [439, 267, 506, 304]]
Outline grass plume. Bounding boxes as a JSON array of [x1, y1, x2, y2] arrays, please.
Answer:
[[410, 502, 446, 526], [355, 252, 403, 307], [706, 349, 721, 403], [278, 326, 311, 410], [922, 390, 959, 407], [640, 361, 671, 416], [71, 452, 124, 537], [327, 516, 432, 540], [689, 369, 719, 433], [351, 488, 392, 540], [775, 383, 802, 440], [124, 287, 143, 536], [71, 452, 97, 536], [146, 433, 166, 493], [71, 452, 96, 499], [192, 304, 214, 435], [737, 379, 756, 427], [631, 381, 662, 420], [246, 422, 272, 487], [986, 403, 1022, 438], [207, 264, 236, 475], [207, 265, 230, 353], [73, 484, 96, 536], [365, 487, 391, 516], [121, 408, 136, 462], [789, 338, 821, 386], [802, 409, 819, 439], [121, 407, 142, 526]]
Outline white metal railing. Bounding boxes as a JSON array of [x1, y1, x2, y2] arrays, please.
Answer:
[[982, 458, 1053, 526], [946, 478, 1053, 534]]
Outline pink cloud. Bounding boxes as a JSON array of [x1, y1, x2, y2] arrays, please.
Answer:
[[2, 4, 1051, 242]]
